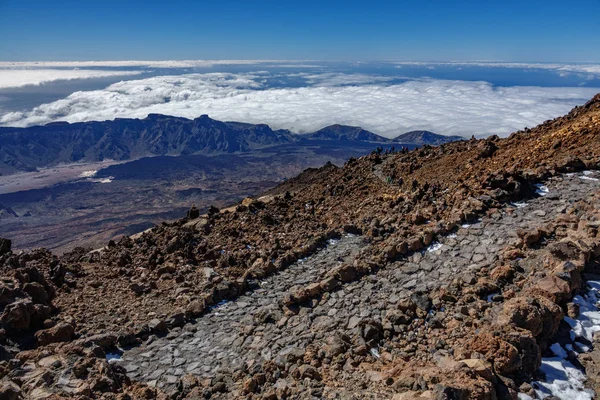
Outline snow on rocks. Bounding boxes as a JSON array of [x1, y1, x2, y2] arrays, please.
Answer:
[[535, 183, 550, 196], [528, 281, 600, 399]]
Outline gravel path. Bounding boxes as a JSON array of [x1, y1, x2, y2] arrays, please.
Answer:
[[119, 171, 600, 392]]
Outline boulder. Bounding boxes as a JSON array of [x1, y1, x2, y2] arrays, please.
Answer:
[[535, 275, 572, 303], [498, 296, 563, 339], [23, 282, 49, 304], [468, 332, 522, 375], [147, 318, 167, 333], [35, 322, 75, 345], [0, 238, 11, 256], [0, 379, 21, 400], [460, 359, 494, 382], [1, 300, 31, 331], [408, 237, 424, 252], [516, 228, 542, 247]]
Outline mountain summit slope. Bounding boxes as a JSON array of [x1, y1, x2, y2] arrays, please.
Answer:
[[303, 124, 390, 142], [393, 129, 464, 145], [0, 93, 599, 398]]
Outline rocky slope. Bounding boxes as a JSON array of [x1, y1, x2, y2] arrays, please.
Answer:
[[0, 93, 599, 399]]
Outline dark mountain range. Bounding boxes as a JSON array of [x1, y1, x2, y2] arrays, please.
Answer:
[[0, 116, 391, 175], [0, 114, 298, 174], [303, 124, 390, 142], [0, 115, 463, 175], [393, 130, 464, 145]]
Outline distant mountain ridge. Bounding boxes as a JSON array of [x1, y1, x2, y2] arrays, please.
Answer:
[[393, 130, 464, 145], [303, 124, 391, 142], [0, 115, 462, 174]]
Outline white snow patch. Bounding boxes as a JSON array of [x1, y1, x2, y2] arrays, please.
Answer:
[[582, 171, 594, 176], [580, 176, 599, 182], [512, 202, 528, 208], [88, 176, 114, 184], [370, 347, 381, 359], [533, 358, 594, 399], [106, 350, 123, 363], [327, 238, 340, 246], [530, 280, 600, 399], [535, 184, 549, 196], [447, 233, 457, 239], [427, 242, 443, 252], [79, 170, 97, 178], [550, 342, 568, 359]]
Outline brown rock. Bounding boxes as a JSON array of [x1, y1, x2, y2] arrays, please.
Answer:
[[422, 231, 434, 246], [23, 282, 49, 304], [516, 228, 542, 247], [334, 264, 358, 282], [535, 275, 572, 303], [498, 296, 563, 338], [396, 241, 409, 255], [319, 277, 339, 292], [0, 379, 21, 400], [408, 237, 424, 252], [460, 359, 494, 382], [35, 322, 75, 345], [384, 245, 397, 260], [297, 364, 321, 380], [468, 332, 522, 375], [1, 300, 31, 331]]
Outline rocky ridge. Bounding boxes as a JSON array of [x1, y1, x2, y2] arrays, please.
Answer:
[[0, 93, 599, 399]]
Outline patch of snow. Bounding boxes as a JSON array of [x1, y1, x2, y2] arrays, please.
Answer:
[[550, 342, 568, 359], [209, 299, 230, 314], [530, 280, 600, 399], [582, 170, 594, 176], [533, 358, 594, 399], [88, 176, 114, 183], [106, 350, 123, 363], [327, 238, 340, 246], [447, 233, 457, 239], [518, 394, 534, 400], [461, 223, 472, 228], [580, 175, 599, 182], [370, 347, 380, 359], [427, 242, 443, 252], [511, 202, 528, 208], [535, 184, 549, 196], [79, 170, 97, 178]]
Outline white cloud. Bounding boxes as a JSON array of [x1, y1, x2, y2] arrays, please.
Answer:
[[394, 61, 600, 77], [0, 69, 143, 89], [0, 72, 597, 138], [0, 60, 321, 69]]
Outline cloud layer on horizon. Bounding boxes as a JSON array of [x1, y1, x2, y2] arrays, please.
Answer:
[[1, 72, 597, 138], [0, 69, 143, 89]]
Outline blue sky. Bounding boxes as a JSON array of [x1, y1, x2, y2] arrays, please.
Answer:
[[0, 0, 599, 62]]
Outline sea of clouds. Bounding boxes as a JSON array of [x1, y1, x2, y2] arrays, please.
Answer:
[[0, 69, 143, 89], [0, 69, 598, 137]]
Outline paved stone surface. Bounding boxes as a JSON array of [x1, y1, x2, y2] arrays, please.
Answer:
[[119, 171, 600, 391]]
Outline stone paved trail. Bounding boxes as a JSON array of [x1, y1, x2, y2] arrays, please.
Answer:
[[119, 171, 600, 392]]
